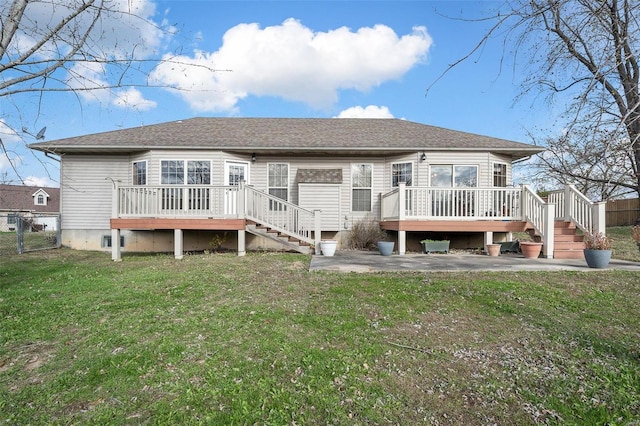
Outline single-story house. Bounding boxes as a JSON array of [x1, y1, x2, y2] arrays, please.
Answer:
[[28, 117, 605, 260], [0, 184, 60, 232]]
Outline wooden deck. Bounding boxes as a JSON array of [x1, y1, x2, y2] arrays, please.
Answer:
[[110, 218, 246, 231], [380, 220, 530, 232]]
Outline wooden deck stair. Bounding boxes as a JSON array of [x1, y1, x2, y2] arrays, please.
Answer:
[[528, 221, 584, 259], [551, 221, 585, 259], [245, 221, 314, 255]]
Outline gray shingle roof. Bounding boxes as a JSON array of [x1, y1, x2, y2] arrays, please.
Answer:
[[0, 184, 60, 213], [29, 117, 544, 159]]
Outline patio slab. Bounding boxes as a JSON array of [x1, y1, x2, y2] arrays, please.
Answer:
[[309, 250, 640, 273]]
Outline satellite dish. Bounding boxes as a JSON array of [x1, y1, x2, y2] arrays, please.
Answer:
[[35, 127, 46, 140]]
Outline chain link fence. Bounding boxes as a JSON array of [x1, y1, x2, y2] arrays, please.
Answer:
[[0, 213, 61, 256]]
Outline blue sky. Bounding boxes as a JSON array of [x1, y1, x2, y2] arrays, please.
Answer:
[[1, 1, 550, 187]]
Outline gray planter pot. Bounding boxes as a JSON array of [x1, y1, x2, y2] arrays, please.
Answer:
[[584, 249, 612, 269], [377, 241, 395, 256]]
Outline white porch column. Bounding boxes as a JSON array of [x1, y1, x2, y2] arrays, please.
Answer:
[[110, 179, 121, 261], [237, 229, 246, 256], [564, 184, 573, 221], [238, 180, 246, 218], [542, 203, 555, 258], [174, 229, 184, 260], [484, 231, 494, 251], [398, 182, 406, 221], [111, 228, 121, 262], [314, 209, 322, 254], [593, 201, 607, 234], [398, 230, 406, 255]]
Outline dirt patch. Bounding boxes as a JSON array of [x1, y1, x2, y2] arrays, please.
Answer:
[[1, 341, 57, 375]]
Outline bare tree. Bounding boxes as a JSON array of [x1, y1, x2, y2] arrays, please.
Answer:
[[432, 0, 640, 200], [0, 0, 213, 183]]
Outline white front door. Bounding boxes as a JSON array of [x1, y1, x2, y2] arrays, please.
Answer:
[[224, 161, 250, 215]]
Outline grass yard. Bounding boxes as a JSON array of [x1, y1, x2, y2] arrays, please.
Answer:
[[1, 228, 639, 424]]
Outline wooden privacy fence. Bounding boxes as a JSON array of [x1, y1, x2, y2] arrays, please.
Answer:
[[606, 198, 640, 226]]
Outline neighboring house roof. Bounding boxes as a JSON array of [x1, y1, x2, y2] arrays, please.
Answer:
[[0, 184, 60, 213], [29, 117, 544, 160]]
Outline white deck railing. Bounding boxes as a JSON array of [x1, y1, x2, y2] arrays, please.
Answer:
[[382, 184, 524, 221], [117, 185, 240, 217], [547, 185, 606, 235], [115, 183, 319, 247], [244, 184, 318, 246]]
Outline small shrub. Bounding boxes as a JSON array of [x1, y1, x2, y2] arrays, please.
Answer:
[[209, 232, 228, 252], [584, 232, 612, 250], [632, 225, 640, 252], [348, 217, 388, 250]]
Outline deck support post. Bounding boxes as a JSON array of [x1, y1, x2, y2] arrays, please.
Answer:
[[111, 228, 121, 261], [398, 230, 406, 255], [237, 229, 246, 256], [484, 231, 493, 251], [174, 229, 184, 260], [110, 179, 122, 261], [314, 209, 322, 254]]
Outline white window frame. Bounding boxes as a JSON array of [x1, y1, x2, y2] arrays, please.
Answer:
[[429, 165, 478, 187], [351, 163, 373, 212], [160, 160, 212, 185], [268, 162, 289, 201], [492, 162, 508, 187], [392, 162, 413, 187], [132, 160, 147, 186], [224, 161, 250, 186], [187, 160, 212, 185]]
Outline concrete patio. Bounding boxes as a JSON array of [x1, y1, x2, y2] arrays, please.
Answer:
[[309, 250, 640, 273]]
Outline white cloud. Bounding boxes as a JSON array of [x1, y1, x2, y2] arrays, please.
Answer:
[[5, 0, 166, 111], [335, 105, 395, 118], [150, 19, 432, 111], [67, 62, 157, 110], [113, 88, 157, 111]]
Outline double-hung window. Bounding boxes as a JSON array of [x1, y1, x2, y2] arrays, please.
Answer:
[[392, 162, 413, 187], [493, 163, 507, 187], [268, 163, 289, 210], [161, 160, 184, 185], [187, 161, 211, 184], [132, 161, 147, 185], [352, 164, 372, 212]]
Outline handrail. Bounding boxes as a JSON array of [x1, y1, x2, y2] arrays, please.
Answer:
[[243, 184, 318, 246], [545, 185, 606, 234], [521, 185, 546, 236]]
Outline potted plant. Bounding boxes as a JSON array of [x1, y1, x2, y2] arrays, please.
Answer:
[[486, 243, 501, 256], [320, 239, 338, 256], [519, 241, 543, 259], [583, 231, 612, 268], [421, 239, 450, 254], [632, 225, 640, 253]]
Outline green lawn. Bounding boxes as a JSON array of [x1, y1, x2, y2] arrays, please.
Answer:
[[1, 228, 639, 424]]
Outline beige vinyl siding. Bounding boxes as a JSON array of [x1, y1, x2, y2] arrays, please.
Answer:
[[61, 155, 129, 229], [418, 152, 498, 187], [299, 184, 341, 230]]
